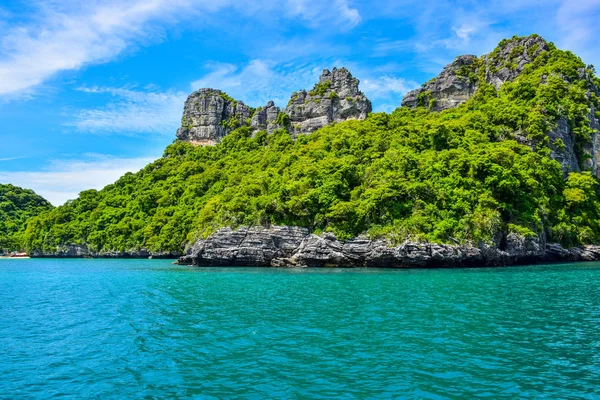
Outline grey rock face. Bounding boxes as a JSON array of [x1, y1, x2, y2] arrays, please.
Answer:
[[547, 117, 581, 176], [177, 225, 593, 268], [483, 35, 550, 89], [176, 89, 252, 146], [402, 55, 479, 111], [250, 101, 281, 134], [402, 36, 550, 112], [284, 67, 372, 136], [402, 35, 600, 178], [176, 67, 372, 144]]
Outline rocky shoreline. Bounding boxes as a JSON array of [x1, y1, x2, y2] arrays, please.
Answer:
[[29, 225, 600, 267], [176, 226, 600, 268]]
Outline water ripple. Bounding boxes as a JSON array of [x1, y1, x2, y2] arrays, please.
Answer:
[[1, 260, 600, 398]]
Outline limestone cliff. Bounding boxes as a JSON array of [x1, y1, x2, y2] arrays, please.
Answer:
[[284, 68, 372, 135], [176, 67, 371, 145], [402, 55, 480, 111], [402, 35, 600, 178], [250, 101, 281, 134], [176, 89, 253, 146], [402, 35, 551, 110]]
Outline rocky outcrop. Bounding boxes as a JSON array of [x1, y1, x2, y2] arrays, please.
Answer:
[[284, 68, 372, 135], [30, 245, 181, 259], [402, 35, 600, 178], [176, 89, 253, 146], [176, 67, 372, 145], [402, 55, 479, 111], [250, 101, 281, 134], [402, 35, 550, 111], [483, 35, 550, 89], [177, 225, 599, 268], [547, 117, 581, 175]]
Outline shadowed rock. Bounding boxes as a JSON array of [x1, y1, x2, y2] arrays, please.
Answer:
[[176, 67, 372, 145], [250, 101, 281, 134]]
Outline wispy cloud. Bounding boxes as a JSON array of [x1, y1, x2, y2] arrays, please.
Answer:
[[191, 58, 417, 111], [0, 156, 26, 162], [362, 76, 418, 99], [368, 0, 600, 75], [0, 0, 363, 97], [67, 86, 186, 135], [555, 0, 600, 65], [0, 153, 157, 205], [0, 0, 202, 96], [284, 0, 361, 29], [191, 60, 324, 106]]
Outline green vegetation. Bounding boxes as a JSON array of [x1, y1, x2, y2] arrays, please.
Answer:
[[220, 116, 240, 131], [416, 90, 433, 108], [0, 185, 53, 252], [456, 59, 482, 83], [275, 111, 290, 128], [218, 91, 237, 107], [21, 36, 600, 253], [309, 80, 332, 97]]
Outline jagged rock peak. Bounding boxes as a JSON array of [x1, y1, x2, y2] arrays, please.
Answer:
[[401, 34, 600, 179], [402, 54, 479, 111], [402, 34, 550, 111], [176, 88, 252, 146], [250, 101, 282, 134], [284, 67, 372, 136], [176, 67, 372, 145]]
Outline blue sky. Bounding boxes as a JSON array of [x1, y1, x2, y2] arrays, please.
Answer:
[[1, 0, 599, 205]]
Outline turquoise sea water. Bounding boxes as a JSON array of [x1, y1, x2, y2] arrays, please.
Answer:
[[1, 259, 599, 398]]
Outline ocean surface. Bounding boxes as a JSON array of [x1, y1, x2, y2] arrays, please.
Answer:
[[1, 259, 599, 399]]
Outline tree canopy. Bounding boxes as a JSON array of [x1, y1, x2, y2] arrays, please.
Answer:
[[0, 184, 53, 252], [21, 36, 600, 253]]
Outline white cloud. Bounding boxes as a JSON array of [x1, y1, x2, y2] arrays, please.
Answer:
[[191, 60, 323, 106], [334, 0, 362, 28], [555, 0, 600, 66], [68, 86, 186, 135], [0, 154, 157, 205], [0, 156, 26, 162], [0, 0, 363, 97], [0, 0, 205, 96], [368, 0, 600, 74], [362, 76, 418, 99], [372, 40, 412, 57]]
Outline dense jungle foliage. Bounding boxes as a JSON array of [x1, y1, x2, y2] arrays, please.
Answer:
[[0, 184, 53, 252], [21, 36, 600, 253]]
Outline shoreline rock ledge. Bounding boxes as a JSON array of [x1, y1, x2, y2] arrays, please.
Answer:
[[177, 226, 600, 268]]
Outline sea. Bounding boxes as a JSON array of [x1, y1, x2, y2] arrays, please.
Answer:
[[1, 258, 599, 398]]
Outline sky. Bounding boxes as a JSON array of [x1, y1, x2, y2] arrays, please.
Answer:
[[1, 0, 600, 205]]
